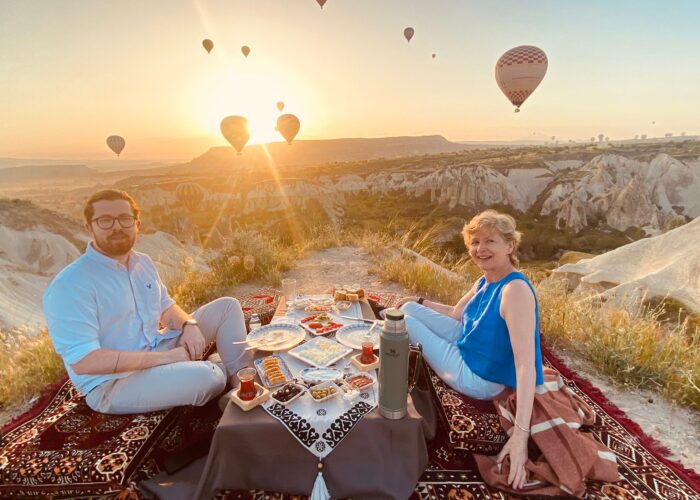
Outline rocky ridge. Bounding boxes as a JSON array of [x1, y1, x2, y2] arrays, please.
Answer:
[[220, 153, 698, 234]]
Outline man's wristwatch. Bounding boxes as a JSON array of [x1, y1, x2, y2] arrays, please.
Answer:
[[182, 318, 198, 331], [417, 297, 425, 305]]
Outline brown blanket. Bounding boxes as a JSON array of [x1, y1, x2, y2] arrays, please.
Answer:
[[474, 368, 621, 497]]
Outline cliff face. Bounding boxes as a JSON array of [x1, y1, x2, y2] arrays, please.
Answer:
[[0, 202, 207, 330], [325, 153, 697, 233], [554, 215, 700, 313], [135, 152, 699, 235], [539, 154, 699, 233]]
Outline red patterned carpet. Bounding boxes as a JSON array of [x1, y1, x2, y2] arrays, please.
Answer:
[[1, 289, 698, 499]]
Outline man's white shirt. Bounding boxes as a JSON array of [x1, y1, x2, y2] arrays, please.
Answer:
[[43, 243, 177, 395]]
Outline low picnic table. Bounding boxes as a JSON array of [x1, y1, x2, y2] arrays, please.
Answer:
[[193, 296, 436, 500]]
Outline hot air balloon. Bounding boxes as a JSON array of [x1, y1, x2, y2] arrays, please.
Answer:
[[276, 101, 285, 112], [276, 114, 300, 145], [176, 182, 206, 213], [202, 39, 214, 54], [241, 46, 250, 57], [431, 53, 436, 59], [495, 45, 548, 112], [220, 116, 250, 154], [551, 135, 555, 141], [106, 135, 125, 156], [316, 0, 328, 8], [403, 27, 414, 43]]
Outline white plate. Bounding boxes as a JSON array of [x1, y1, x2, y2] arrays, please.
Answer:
[[287, 298, 311, 310], [335, 323, 381, 350], [335, 300, 352, 311], [299, 367, 342, 383], [288, 337, 353, 367], [246, 323, 306, 352], [298, 314, 345, 336], [308, 381, 341, 403], [303, 295, 335, 313]]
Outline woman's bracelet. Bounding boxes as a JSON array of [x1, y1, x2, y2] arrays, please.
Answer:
[[514, 420, 530, 433]]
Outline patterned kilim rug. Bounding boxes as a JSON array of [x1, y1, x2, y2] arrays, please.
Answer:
[[1, 289, 698, 499], [207, 345, 700, 500], [0, 288, 286, 499]]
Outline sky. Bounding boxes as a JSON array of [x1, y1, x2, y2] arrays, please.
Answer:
[[1, 0, 699, 160]]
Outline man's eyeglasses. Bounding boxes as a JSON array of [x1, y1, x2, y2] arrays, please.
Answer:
[[91, 215, 137, 230]]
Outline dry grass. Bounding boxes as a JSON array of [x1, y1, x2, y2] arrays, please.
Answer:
[[170, 228, 298, 310], [0, 328, 65, 410], [359, 232, 700, 411], [539, 280, 700, 409], [3, 222, 698, 414], [171, 225, 347, 311]]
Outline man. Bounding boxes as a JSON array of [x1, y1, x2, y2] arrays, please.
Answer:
[[43, 189, 251, 414]]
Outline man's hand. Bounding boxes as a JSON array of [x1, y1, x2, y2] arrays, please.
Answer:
[[179, 325, 206, 360], [160, 346, 191, 365]]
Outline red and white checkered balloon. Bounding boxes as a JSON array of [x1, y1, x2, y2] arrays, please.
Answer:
[[495, 45, 548, 112]]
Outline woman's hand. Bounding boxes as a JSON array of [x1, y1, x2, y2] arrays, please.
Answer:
[[496, 428, 530, 489], [395, 296, 420, 308]]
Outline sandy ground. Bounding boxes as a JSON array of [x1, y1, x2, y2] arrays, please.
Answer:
[[230, 245, 700, 473], [4, 245, 697, 474]]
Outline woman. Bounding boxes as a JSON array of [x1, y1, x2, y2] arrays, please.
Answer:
[[398, 209, 544, 491]]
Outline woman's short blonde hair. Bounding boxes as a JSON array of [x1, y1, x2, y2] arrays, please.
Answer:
[[462, 210, 522, 266]]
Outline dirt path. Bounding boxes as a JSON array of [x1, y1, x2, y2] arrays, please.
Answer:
[[228, 246, 410, 299], [231, 245, 699, 472]]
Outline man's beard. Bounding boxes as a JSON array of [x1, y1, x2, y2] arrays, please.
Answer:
[[94, 231, 136, 257]]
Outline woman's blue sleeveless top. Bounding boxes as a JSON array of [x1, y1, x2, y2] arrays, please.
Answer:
[[457, 271, 544, 389]]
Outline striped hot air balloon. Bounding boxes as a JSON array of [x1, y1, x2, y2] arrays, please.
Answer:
[[106, 135, 125, 156], [176, 182, 206, 212]]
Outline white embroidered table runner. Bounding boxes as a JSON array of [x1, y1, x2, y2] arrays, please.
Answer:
[[262, 352, 378, 459]]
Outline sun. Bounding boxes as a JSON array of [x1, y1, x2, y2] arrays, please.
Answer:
[[186, 66, 302, 146]]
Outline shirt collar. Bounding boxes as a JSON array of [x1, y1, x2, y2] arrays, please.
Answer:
[[85, 242, 133, 271]]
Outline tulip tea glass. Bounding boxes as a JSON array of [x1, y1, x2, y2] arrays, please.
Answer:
[[360, 341, 376, 364], [237, 367, 258, 401]]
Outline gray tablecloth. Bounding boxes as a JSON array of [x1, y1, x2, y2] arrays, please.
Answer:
[[192, 386, 436, 500]]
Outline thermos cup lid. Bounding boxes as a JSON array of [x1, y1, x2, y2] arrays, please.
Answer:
[[384, 308, 404, 321]]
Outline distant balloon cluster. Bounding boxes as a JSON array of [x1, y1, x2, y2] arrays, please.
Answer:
[[105, 2, 551, 158], [218, 113, 301, 155]]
